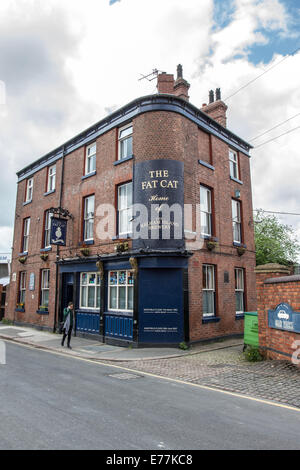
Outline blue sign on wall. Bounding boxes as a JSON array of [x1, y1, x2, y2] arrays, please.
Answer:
[[138, 268, 184, 343], [268, 303, 300, 333], [51, 218, 67, 246]]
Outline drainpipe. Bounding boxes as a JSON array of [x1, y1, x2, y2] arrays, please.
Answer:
[[53, 146, 66, 332]]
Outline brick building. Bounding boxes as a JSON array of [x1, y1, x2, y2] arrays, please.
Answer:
[[7, 65, 257, 346]]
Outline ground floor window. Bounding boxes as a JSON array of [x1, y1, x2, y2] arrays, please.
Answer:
[[19, 272, 26, 307], [80, 272, 101, 309], [202, 264, 216, 317], [108, 270, 134, 312], [235, 268, 245, 314], [40, 269, 50, 309]]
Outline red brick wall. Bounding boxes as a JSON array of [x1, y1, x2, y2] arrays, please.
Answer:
[[7, 108, 256, 340], [256, 265, 300, 364]]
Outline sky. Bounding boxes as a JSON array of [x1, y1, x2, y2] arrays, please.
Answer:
[[0, 0, 300, 257]]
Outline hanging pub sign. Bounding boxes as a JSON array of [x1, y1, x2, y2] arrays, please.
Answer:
[[133, 159, 184, 250], [51, 218, 67, 246], [268, 303, 300, 334]]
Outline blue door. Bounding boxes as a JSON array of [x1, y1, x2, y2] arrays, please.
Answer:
[[138, 268, 184, 344]]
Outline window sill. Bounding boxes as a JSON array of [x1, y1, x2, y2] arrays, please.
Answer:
[[82, 171, 96, 180], [113, 155, 134, 166], [230, 176, 243, 185], [36, 310, 49, 315], [235, 314, 244, 320], [112, 233, 132, 241], [104, 310, 133, 318], [15, 308, 25, 313], [198, 160, 215, 171], [44, 189, 55, 196], [80, 239, 94, 246], [18, 252, 28, 257], [23, 200, 32, 206], [202, 316, 220, 324], [40, 247, 52, 252]]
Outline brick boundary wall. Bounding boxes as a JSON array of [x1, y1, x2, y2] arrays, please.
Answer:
[[256, 263, 300, 365]]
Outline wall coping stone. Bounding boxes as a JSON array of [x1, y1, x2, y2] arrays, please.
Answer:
[[255, 263, 291, 275], [264, 274, 300, 284]]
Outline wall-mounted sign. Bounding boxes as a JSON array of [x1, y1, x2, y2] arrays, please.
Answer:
[[268, 303, 300, 333], [133, 159, 184, 250], [51, 218, 67, 246], [29, 272, 35, 291]]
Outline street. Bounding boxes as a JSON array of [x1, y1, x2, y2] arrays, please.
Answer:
[[0, 341, 299, 450]]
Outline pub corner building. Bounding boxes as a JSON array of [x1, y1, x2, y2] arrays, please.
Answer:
[[7, 65, 257, 347]]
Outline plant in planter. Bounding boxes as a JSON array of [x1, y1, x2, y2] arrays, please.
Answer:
[[206, 237, 219, 251], [40, 253, 49, 261], [18, 256, 27, 264], [206, 240, 218, 251], [115, 241, 129, 253], [80, 247, 90, 256], [237, 245, 246, 256], [16, 302, 25, 310]]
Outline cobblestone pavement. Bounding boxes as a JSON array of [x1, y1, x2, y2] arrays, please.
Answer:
[[107, 345, 300, 409]]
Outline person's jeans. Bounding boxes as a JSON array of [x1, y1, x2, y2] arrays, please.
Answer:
[[62, 328, 72, 347]]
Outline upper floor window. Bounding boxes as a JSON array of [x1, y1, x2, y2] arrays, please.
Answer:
[[44, 210, 53, 248], [47, 165, 56, 192], [229, 149, 239, 180], [202, 264, 216, 317], [19, 271, 26, 305], [40, 269, 50, 309], [200, 185, 212, 237], [118, 124, 133, 161], [85, 143, 96, 175], [25, 178, 33, 202], [232, 199, 242, 243], [235, 268, 245, 314], [22, 218, 30, 253], [118, 182, 133, 237], [83, 195, 95, 241]]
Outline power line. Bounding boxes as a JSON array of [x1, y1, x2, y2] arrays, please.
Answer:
[[223, 46, 300, 102], [253, 125, 300, 149], [254, 209, 300, 216], [249, 112, 300, 142]]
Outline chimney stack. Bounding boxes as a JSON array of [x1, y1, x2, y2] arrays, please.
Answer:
[[157, 64, 190, 101], [201, 87, 228, 127]]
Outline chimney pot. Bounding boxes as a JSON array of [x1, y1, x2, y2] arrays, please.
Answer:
[[209, 90, 214, 104], [216, 88, 221, 100]]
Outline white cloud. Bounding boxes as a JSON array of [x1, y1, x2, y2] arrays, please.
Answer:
[[1, 0, 300, 255]]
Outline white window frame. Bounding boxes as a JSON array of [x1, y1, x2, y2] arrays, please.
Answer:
[[85, 143, 97, 175], [26, 178, 33, 202], [19, 271, 26, 305], [118, 124, 133, 161], [83, 195, 95, 241], [23, 218, 30, 253], [229, 149, 239, 180], [79, 272, 101, 310], [118, 182, 133, 237], [202, 264, 216, 317], [47, 164, 56, 192], [44, 210, 53, 248], [235, 268, 244, 314], [200, 185, 212, 237], [232, 199, 242, 243], [108, 270, 134, 312], [40, 269, 50, 308]]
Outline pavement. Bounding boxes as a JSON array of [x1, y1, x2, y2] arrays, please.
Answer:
[[0, 323, 242, 361]]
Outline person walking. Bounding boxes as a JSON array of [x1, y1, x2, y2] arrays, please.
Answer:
[[61, 302, 74, 349]]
